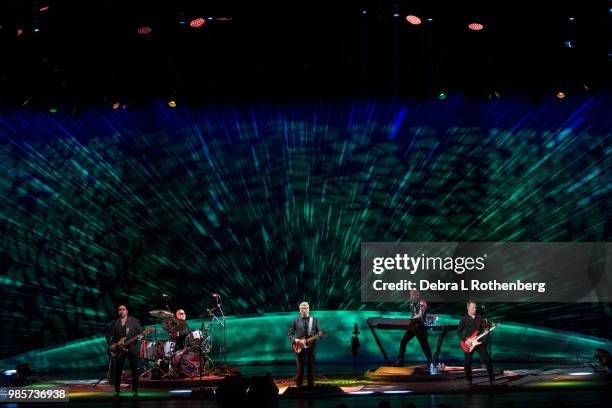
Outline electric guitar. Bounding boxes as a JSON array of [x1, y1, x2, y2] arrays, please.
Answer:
[[460, 323, 500, 353], [292, 331, 329, 354], [108, 327, 154, 358]]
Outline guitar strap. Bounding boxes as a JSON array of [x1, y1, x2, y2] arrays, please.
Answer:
[[307, 317, 313, 336]]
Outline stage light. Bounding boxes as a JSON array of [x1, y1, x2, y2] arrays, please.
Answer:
[[405, 15, 422, 25], [383, 390, 412, 394], [189, 17, 206, 28], [568, 17, 576, 22], [167, 99, 177, 108], [169, 389, 192, 394], [112, 102, 121, 110], [39, 6, 50, 12], [393, 13, 400, 18], [348, 391, 374, 395], [562, 40, 574, 48], [438, 91, 447, 100], [33, 27, 40, 33], [137, 26, 152, 35], [17, 28, 24, 37], [49, 107, 58, 113], [556, 91, 566, 99], [568, 372, 593, 376], [361, 10, 367, 15], [426, 18, 433, 23], [3, 370, 16, 376], [468, 22, 484, 31]]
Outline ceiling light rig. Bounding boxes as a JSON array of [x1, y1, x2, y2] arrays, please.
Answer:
[[405, 15, 422, 25], [189, 17, 206, 28], [137, 26, 152, 35]]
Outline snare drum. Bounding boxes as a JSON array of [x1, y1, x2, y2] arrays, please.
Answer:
[[185, 330, 203, 348]]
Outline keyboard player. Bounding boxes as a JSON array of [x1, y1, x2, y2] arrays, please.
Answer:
[[394, 290, 433, 367]]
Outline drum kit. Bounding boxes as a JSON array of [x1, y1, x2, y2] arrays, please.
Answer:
[[138, 307, 218, 379]]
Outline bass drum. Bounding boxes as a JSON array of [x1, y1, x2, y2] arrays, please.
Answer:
[[178, 350, 201, 378]]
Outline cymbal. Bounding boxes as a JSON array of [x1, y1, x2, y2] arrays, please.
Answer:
[[162, 318, 188, 332], [149, 309, 174, 319]]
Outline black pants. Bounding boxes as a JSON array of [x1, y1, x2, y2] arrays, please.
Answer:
[[114, 352, 139, 392], [398, 322, 432, 363], [295, 347, 315, 387], [464, 344, 494, 382]]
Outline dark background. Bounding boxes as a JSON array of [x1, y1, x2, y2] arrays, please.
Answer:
[[0, 0, 609, 107]]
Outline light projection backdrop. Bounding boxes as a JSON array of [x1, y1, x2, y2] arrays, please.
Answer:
[[0, 96, 610, 360]]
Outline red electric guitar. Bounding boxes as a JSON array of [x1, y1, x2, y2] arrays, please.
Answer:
[[292, 331, 329, 354], [460, 323, 500, 353]]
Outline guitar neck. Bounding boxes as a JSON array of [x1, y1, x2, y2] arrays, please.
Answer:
[[475, 325, 497, 341], [117, 328, 153, 347], [123, 336, 138, 347], [305, 332, 327, 343]]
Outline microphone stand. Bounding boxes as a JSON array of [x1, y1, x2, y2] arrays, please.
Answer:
[[195, 308, 215, 396], [215, 295, 228, 373], [199, 316, 204, 390], [482, 304, 492, 360]]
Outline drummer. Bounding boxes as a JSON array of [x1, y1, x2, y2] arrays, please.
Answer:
[[171, 309, 190, 349]]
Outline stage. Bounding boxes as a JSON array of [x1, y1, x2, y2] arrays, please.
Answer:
[[8, 362, 610, 407]]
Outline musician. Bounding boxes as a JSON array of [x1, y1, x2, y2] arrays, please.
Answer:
[[288, 302, 322, 388], [456, 300, 494, 386], [395, 290, 432, 367], [171, 309, 190, 349], [105, 304, 143, 397], [170, 309, 191, 369]]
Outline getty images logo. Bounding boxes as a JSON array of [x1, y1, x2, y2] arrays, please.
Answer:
[[372, 253, 487, 275]]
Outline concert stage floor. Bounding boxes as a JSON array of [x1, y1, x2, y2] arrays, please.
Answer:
[[11, 363, 611, 407]]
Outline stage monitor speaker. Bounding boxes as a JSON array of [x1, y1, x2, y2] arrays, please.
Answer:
[[215, 374, 248, 405], [246, 373, 278, 404]]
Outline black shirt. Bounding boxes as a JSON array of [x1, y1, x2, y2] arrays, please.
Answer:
[[456, 314, 488, 344], [119, 322, 127, 338]]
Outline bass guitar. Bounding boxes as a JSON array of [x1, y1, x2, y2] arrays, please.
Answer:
[[292, 331, 329, 354], [108, 327, 154, 358], [460, 323, 500, 353]]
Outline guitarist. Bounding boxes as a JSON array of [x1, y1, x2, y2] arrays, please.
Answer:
[[288, 302, 322, 388], [456, 300, 494, 387], [105, 304, 144, 397]]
